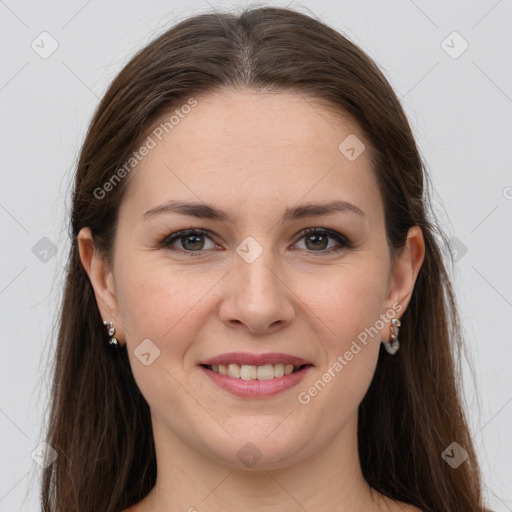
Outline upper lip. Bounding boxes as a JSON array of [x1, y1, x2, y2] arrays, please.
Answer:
[[200, 352, 313, 367]]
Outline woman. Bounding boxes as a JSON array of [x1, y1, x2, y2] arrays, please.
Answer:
[[41, 6, 491, 512]]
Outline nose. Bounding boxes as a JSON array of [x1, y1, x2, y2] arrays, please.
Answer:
[[218, 247, 296, 335]]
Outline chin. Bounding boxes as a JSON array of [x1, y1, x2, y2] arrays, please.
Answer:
[[200, 427, 310, 471]]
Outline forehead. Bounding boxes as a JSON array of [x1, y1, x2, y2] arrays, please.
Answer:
[[119, 88, 382, 225]]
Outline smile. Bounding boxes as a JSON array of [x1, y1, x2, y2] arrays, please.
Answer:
[[199, 361, 313, 398], [204, 363, 306, 380]]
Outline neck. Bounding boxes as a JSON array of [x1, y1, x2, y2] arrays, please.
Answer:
[[142, 411, 385, 512]]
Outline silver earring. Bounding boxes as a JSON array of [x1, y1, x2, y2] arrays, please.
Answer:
[[103, 320, 121, 349], [383, 318, 401, 355]]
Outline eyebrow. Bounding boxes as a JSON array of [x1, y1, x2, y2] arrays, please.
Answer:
[[141, 199, 365, 223]]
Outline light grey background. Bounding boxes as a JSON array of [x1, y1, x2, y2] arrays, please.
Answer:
[[1, 0, 511, 510]]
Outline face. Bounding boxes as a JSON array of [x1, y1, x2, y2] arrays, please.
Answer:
[[81, 89, 422, 470]]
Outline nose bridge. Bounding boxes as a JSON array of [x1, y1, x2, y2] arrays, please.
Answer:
[[220, 234, 295, 332], [235, 235, 282, 299]]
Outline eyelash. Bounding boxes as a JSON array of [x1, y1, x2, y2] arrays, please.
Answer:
[[158, 227, 353, 256]]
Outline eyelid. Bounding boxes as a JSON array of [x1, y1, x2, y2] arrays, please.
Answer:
[[295, 227, 353, 249], [158, 228, 219, 251], [159, 227, 352, 254]]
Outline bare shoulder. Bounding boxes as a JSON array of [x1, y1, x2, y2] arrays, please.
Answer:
[[394, 502, 424, 512], [381, 496, 424, 512], [121, 495, 150, 512]]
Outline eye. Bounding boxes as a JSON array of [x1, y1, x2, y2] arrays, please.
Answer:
[[294, 228, 352, 253], [159, 227, 352, 256], [161, 228, 219, 255]]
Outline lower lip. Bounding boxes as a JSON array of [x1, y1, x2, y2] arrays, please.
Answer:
[[199, 365, 313, 398]]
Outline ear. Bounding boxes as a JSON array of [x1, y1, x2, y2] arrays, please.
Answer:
[[381, 226, 425, 332], [77, 227, 125, 344]]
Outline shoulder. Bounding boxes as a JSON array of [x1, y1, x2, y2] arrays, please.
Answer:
[[396, 504, 424, 512], [382, 498, 424, 512], [398, 504, 424, 512]]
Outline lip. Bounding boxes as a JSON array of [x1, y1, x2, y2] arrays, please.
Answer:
[[199, 364, 313, 398], [200, 352, 312, 366]]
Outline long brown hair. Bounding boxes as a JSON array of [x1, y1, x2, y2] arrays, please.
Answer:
[[40, 6, 490, 511]]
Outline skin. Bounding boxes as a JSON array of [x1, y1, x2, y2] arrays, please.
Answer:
[[79, 89, 425, 512]]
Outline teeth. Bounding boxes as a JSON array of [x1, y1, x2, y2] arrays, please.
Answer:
[[273, 363, 285, 378], [209, 363, 302, 380], [227, 363, 241, 378], [240, 365, 257, 380], [257, 364, 275, 380]]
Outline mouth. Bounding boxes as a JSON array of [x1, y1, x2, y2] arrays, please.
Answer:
[[198, 353, 314, 398], [200, 363, 311, 380]]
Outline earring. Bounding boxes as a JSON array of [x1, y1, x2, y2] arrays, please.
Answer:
[[383, 318, 401, 355], [103, 320, 121, 349]]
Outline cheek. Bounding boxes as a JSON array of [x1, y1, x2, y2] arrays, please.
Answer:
[[115, 253, 214, 339], [298, 260, 389, 349], [300, 259, 388, 410], [296, 272, 383, 425], [115, 261, 206, 409], [293, 259, 387, 407]]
